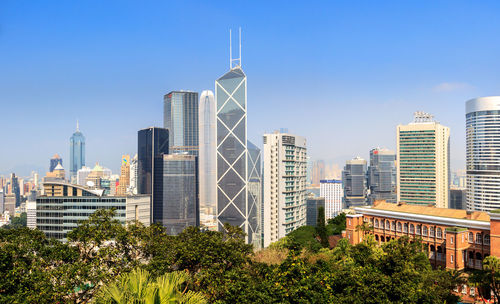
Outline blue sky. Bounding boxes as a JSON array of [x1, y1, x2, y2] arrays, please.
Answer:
[[1, 0, 500, 176]]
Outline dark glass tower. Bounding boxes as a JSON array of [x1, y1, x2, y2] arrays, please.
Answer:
[[163, 91, 199, 156], [342, 157, 367, 208], [49, 154, 63, 172], [155, 154, 199, 235], [137, 127, 169, 224], [70, 122, 85, 178], [367, 148, 396, 204]]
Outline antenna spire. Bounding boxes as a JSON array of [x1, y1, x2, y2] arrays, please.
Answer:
[[239, 27, 242, 67], [229, 29, 232, 69], [76, 120, 79, 132], [229, 27, 242, 69]]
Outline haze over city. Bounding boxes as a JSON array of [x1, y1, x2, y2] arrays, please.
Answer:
[[2, 0, 500, 175]]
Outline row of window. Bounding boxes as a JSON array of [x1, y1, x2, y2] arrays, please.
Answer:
[[370, 218, 490, 245]]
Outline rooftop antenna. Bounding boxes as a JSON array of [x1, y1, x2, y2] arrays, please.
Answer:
[[229, 27, 242, 69], [76, 120, 79, 132]]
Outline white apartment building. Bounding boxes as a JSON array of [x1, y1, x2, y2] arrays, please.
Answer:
[[263, 131, 307, 247], [320, 179, 343, 219]]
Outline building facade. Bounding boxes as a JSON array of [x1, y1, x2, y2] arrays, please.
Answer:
[[450, 188, 466, 210], [164, 91, 199, 156], [70, 122, 85, 178], [320, 179, 343, 219], [137, 127, 169, 224], [116, 155, 130, 196], [247, 141, 262, 249], [263, 131, 307, 247], [129, 154, 138, 195], [154, 154, 199, 235], [342, 157, 367, 207], [345, 201, 500, 302], [306, 196, 325, 226], [367, 148, 396, 203], [198, 90, 217, 229], [397, 112, 450, 207], [36, 181, 150, 241], [311, 160, 325, 186], [466, 96, 500, 211]]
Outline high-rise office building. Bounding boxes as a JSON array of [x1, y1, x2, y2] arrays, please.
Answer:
[[164, 91, 199, 156], [10, 173, 20, 206], [198, 90, 217, 229], [129, 154, 138, 195], [320, 179, 343, 219], [247, 141, 262, 248], [49, 154, 63, 172], [397, 112, 449, 207], [137, 127, 169, 224], [342, 157, 367, 207], [367, 148, 396, 203], [156, 154, 199, 235], [306, 196, 325, 226], [70, 121, 85, 178], [466, 96, 500, 211], [215, 33, 260, 245], [450, 187, 466, 210], [263, 131, 307, 247], [116, 155, 130, 196], [0, 189, 4, 214], [311, 160, 325, 186], [76, 166, 93, 186]]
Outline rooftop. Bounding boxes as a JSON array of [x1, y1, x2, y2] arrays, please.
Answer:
[[371, 200, 490, 222]]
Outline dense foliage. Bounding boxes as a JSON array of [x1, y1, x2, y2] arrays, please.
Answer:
[[1, 212, 27, 229], [0, 209, 482, 303]]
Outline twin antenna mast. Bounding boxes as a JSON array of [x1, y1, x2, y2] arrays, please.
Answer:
[[229, 27, 242, 69]]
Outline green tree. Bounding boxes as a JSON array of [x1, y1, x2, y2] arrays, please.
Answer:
[[470, 255, 500, 303], [2, 212, 27, 229], [315, 206, 329, 248], [95, 268, 206, 304]]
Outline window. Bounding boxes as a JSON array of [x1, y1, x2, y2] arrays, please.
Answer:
[[470, 287, 475, 297], [349, 219, 351, 226], [381, 220, 385, 229], [437, 228, 442, 239], [450, 236, 454, 244], [451, 254, 454, 263], [410, 224, 415, 234], [462, 285, 467, 295], [430, 227, 435, 237], [374, 219, 379, 228], [391, 221, 396, 231], [397, 222, 402, 232], [403, 223, 408, 233], [468, 232, 474, 243], [484, 234, 490, 245], [416, 225, 421, 235], [422, 226, 428, 236], [476, 233, 482, 244], [386, 220, 390, 230]]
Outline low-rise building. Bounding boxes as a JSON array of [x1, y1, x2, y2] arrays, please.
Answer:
[[345, 200, 500, 303], [37, 181, 150, 241]]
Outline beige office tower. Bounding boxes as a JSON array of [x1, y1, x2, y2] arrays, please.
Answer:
[[198, 90, 217, 230], [117, 155, 130, 196], [397, 112, 450, 208], [263, 131, 307, 247]]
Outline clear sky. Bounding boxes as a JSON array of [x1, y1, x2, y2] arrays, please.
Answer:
[[1, 0, 500, 176]]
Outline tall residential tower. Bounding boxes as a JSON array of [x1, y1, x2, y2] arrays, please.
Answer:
[[263, 131, 307, 247]]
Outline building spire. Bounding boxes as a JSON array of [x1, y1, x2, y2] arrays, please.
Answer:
[[76, 120, 79, 132], [229, 27, 242, 69]]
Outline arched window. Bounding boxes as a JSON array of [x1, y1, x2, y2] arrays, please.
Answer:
[[437, 228, 442, 238], [422, 226, 428, 236], [370, 218, 374, 225], [476, 233, 482, 244], [386, 220, 390, 230], [391, 221, 396, 231], [410, 224, 415, 234], [430, 227, 435, 237], [484, 234, 490, 245], [374, 219, 379, 228], [375, 235, 379, 241], [380, 236, 385, 242], [468, 232, 474, 243], [476, 252, 482, 260], [397, 222, 402, 232], [416, 225, 421, 235], [403, 223, 408, 233], [381, 220, 385, 229]]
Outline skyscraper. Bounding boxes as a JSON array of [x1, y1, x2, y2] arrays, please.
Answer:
[[367, 148, 396, 203], [164, 91, 199, 156], [397, 112, 449, 207], [49, 154, 63, 172], [306, 196, 325, 226], [137, 127, 169, 224], [156, 154, 199, 235], [466, 96, 500, 211], [198, 90, 217, 229], [311, 160, 325, 186], [320, 179, 343, 219], [263, 131, 307, 247], [247, 141, 262, 248], [215, 30, 260, 245], [116, 155, 130, 196], [70, 121, 85, 178], [129, 154, 138, 195], [342, 157, 367, 207]]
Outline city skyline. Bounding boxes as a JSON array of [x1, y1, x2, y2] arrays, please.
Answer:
[[2, 1, 500, 176]]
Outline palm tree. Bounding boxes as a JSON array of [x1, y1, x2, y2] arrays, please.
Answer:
[[95, 268, 206, 304], [355, 222, 373, 235]]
